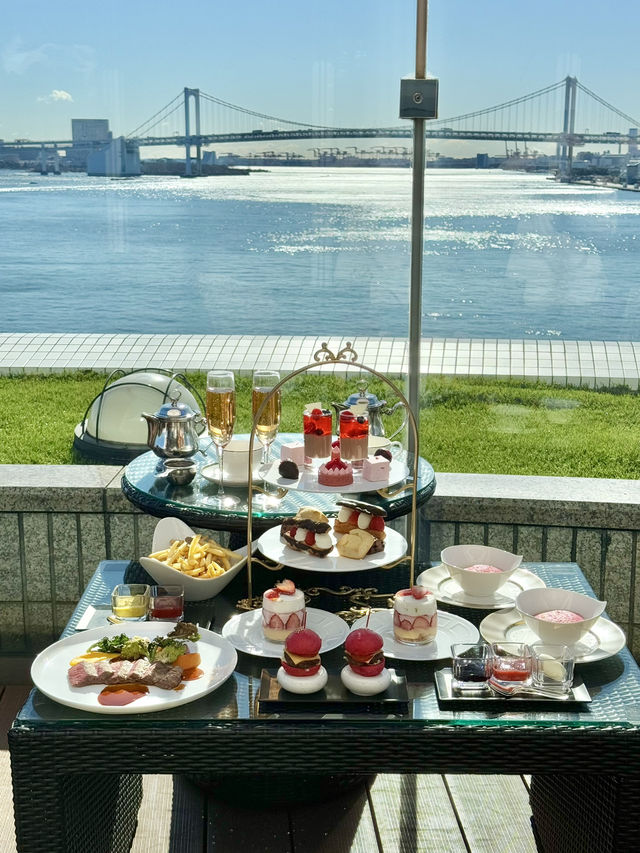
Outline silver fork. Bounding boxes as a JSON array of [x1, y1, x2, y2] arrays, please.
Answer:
[[488, 678, 570, 700]]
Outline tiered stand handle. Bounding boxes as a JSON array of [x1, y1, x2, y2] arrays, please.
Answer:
[[242, 342, 420, 609]]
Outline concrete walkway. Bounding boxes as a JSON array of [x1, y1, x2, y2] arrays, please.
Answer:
[[1, 333, 639, 388]]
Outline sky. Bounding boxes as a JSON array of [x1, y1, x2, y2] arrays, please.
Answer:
[[1, 0, 639, 154]]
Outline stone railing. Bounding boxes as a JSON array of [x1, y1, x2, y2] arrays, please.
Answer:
[[1, 465, 639, 660]]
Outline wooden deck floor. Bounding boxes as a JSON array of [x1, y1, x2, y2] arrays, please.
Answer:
[[1, 684, 538, 853]]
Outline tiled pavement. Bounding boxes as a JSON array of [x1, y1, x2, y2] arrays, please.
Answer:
[[1, 333, 639, 388]]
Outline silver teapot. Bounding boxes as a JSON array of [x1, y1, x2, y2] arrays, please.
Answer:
[[331, 380, 407, 438], [142, 396, 205, 459]]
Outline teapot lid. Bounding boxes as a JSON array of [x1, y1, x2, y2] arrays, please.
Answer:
[[344, 381, 385, 409], [154, 397, 199, 421]]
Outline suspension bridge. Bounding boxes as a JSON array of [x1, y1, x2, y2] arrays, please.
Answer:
[[12, 76, 640, 174]]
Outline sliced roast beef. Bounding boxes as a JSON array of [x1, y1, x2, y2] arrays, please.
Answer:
[[68, 659, 182, 690]]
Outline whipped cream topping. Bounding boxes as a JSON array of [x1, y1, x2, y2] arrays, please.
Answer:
[[393, 591, 436, 617], [262, 588, 305, 613]]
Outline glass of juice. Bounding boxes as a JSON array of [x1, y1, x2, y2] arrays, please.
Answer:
[[111, 584, 150, 621], [490, 642, 532, 686], [149, 585, 184, 621], [339, 410, 369, 464]]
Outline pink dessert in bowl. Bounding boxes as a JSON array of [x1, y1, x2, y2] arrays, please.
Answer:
[[515, 588, 606, 646], [441, 545, 522, 598]]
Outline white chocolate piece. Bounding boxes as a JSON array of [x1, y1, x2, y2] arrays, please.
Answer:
[[280, 442, 306, 465], [277, 665, 328, 694], [362, 455, 390, 481], [340, 665, 391, 696]]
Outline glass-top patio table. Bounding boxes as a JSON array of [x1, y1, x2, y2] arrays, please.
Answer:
[[9, 560, 640, 853]]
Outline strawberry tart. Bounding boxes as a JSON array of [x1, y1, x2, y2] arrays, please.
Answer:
[[277, 628, 328, 693], [393, 586, 438, 645], [262, 579, 307, 642], [317, 446, 353, 487], [341, 628, 391, 695]]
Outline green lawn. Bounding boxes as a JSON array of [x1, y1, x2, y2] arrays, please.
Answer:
[[1, 372, 638, 478]]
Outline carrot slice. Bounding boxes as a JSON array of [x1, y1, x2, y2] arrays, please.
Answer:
[[176, 652, 201, 670]]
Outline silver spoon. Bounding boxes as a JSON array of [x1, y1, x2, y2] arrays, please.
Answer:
[[488, 678, 570, 700]]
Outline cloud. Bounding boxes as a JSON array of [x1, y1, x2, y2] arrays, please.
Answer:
[[37, 89, 74, 104], [2, 36, 94, 75]]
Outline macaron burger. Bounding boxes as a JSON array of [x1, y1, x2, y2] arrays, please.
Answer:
[[280, 507, 333, 557], [341, 627, 391, 695], [334, 500, 386, 544], [276, 628, 328, 694]]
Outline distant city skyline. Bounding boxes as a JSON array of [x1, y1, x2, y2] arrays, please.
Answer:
[[2, 0, 639, 154]]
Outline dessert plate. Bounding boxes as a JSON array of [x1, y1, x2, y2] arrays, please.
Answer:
[[256, 525, 408, 573], [416, 565, 546, 610], [262, 458, 409, 494], [31, 622, 237, 715], [479, 609, 626, 663], [220, 607, 349, 658], [351, 610, 479, 661], [200, 463, 261, 486]]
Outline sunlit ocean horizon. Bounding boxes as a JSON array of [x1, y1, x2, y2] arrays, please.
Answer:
[[1, 167, 639, 340]]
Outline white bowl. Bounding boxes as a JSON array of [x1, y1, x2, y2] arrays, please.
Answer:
[[441, 544, 522, 597], [139, 517, 248, 601], [515, 587, 606, 646]]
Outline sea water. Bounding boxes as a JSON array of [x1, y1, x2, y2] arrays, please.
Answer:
[[1, 167, 639, 340]]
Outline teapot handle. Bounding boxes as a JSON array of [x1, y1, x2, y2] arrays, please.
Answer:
[[382, 401, 408, 441]]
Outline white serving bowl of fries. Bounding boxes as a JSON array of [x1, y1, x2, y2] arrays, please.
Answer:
[[139, 517, 249, 601]]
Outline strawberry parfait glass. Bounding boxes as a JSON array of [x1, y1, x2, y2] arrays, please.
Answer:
[[339, 410, 369, 466], [303, 407, 333, 466]]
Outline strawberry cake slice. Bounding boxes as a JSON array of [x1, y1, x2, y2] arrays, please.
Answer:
[[317, 446, 353, 487], [262, 579, 307, 643], [393, 586, 438, 645]]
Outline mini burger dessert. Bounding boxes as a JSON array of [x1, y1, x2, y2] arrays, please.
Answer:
[[341, 628, 391, 696], [334, 499, 386, 554], [276, 628, 328, 694], [280, 507, 333, 557], [262, 579, 307, 642]]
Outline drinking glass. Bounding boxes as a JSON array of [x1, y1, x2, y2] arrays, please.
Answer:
[[490, 642, 532, 686], [149, 585, 184, 621], [252, 370, 281, 505], [531, 643, 575, 693], [206, 370, 238, 507], [451, 643, 493, 692], [111, 584, 149, 621]]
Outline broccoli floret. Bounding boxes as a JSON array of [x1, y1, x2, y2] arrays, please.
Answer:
[[119, 637, 150, 660], [148, 637, 188, 664], [88, 634, 130, 654]]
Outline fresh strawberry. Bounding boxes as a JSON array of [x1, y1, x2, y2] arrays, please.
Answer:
[[287, 526, 298, 539], [413, 615, 434, 628], [348, 511, 360, 525], [411, 585, 429, 599], [264, 589, 279, 600], [331, 439, 340, 448], [268, 614, 285, 629], [305, 530, 316, 547], [341, 411, 355, 421], [369, 516, 385, 532], [311, 408, 323, 416], [397, 588, 413, 597], [285, 612, 302, 630], [275, 579, 296, 595]]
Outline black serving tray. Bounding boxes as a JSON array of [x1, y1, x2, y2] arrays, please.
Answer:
[[435, 668, 591, 704], [258, 668, 409, 714]]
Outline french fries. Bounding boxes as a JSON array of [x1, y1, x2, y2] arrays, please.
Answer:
[[149, 535, 237, 579]]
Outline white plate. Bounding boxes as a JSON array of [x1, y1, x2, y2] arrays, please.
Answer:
[[262, 457, 409, 494], [200, 463, 261, 486], [31, 622, 237, 715], [479, 609, 627, 663], [220, 607, 349, 658], [416, 565, 547, 610], [256, 524, 408, 573], [351, 610, 479, 661]]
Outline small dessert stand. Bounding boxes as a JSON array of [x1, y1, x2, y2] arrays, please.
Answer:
[[238, 342, 420, 621]]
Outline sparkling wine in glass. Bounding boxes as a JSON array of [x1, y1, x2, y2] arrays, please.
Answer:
[[252, 370, 281, 503], [206, 370, 237, 507]]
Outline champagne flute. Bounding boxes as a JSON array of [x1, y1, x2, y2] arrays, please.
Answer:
[[206, 370, 238, 507], [252, 370, 281, 504]]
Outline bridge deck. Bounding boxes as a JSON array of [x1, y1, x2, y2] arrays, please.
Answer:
[[1, 332, 639, 388]]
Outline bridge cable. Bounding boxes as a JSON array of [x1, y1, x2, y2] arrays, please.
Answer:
[[127, 92, 183, 138], [199, 90, 336, 129], [430, 79, 566, 127], [575, 82, 640, 130]]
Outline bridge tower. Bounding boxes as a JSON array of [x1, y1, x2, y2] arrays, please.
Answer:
[[183, 87, 202, 177], [560, 76, 578, 177]]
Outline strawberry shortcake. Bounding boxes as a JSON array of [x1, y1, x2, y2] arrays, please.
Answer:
[[262, 579, 307, 642], [393, 586, 438, 645]]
